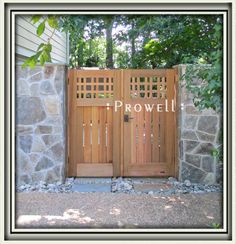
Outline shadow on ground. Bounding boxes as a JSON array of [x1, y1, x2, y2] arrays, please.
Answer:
[[16, 192, 223, 229]]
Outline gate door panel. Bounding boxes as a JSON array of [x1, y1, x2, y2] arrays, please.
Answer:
[[68, 70, 121, 177], [123, 69, 177, 177], [68, 69, 177, 177]]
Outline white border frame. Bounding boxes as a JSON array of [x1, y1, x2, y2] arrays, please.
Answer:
[[11, 9, 228, 234], [1, 1, 235, 242]]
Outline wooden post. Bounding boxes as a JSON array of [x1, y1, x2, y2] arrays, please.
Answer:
[[113, 70, 122, 176]]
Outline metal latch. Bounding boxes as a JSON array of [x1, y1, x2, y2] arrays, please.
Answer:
[[124, 114, 134, 122]]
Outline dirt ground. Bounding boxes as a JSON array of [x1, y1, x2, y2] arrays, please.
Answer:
[[16, 192, 223, 229]]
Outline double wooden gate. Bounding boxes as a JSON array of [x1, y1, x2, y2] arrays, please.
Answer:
[[67, 69, 178, 177]]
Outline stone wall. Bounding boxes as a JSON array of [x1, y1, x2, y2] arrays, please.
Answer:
[[16, 64, 67, 184], [15, 64, 222, 185], [176, 65, 222, 184]]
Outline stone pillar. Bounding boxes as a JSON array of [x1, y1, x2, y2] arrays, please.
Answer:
[[16, 64, 67, 184], [175, 65, 222, 184]]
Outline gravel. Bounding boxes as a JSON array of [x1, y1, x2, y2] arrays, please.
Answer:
[[16, 192, 223, 228], [16, 177, 223, 195]]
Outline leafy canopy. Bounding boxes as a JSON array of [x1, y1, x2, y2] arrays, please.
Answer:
[[23, 14, 223, 113], [23, 14, 223, 158]]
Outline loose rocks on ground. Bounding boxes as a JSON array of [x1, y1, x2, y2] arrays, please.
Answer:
[[16, 177, 222, 195], [111, 177, 134, 193]]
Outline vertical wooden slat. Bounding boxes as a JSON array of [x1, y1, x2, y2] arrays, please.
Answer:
[[99, 107, 107, 163], [158, 77, 161, 98], [144, 110, 151, 163], [149, 77, 153, 98], [120, 70, 124, 175], [165, 69, 175, 174], [107, 107, 113, 163], [83, 107, 92, 163], [103, 77, 107, 98], [91, 77, 94, 98], [109, 77, 113, 98], [136, 109, 144, 164], [130, 108, 136, 164], [123, 70, 131, 174], [94, 76, 98, 96], [137, 77, 140, 97], [161, 77, 166, 98], [76, 107, 84, 164], [91, 107, 99, 163], [133, 77, 136, 97], [68, 69, 75, 175], [174, 67, 179, 178], [159, 108, 166, 162], [152, 109, 160, 162], [145, 77, 148, 98], [160, 77, 163, 98], [70, 70, 80, 175], [113, 70, 122, 176]]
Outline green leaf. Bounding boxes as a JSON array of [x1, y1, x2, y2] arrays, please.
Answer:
[[45, 43, 52, 52], [31, 15, 41, 24], [35, 50, 42, 60], [42, 51, 49, 61], [22, 60, 28, 69], [48, 16, 58, 29], [28, 56, 37, 68], [37, 43, 45, 51], [212, 223, 221, 229], [40, 54, 45, 66], [211, 148, 219, 157], [47, 52, 52, 62], [37, 20, 46, 37], [22, 56, 35, 69]]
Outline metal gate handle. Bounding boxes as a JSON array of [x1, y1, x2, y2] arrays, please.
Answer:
[[124, 114, 135, 122]]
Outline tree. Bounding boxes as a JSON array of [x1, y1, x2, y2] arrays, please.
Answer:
[[104, 16, 114, 68], [144, 15, 221, 68], [23, 14, 223, 160], [184, 20, 223, 112], [23, 14, 223, 87]]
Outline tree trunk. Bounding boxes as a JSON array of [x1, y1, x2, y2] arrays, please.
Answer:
[[77, 23, 85, 68], [105, 17, 114, 68], [77, 40, 84, 67], [131, 20, 136, 68], [89, 39, 92, 57]]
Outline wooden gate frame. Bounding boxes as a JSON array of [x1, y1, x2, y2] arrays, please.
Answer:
[[67, 68, 179, 178]]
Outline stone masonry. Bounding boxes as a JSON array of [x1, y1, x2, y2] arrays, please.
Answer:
[[16, 64, 67, 184], [176, 65, 222, 184], [15, 64, 222, 185]]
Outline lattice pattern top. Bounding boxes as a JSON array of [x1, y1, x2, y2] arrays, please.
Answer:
[[130, 76, 167, 99], [76, 77, 114, 99]]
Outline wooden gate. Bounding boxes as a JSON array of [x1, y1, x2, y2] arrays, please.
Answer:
[[123, 69, 178, 176], [67, 69, 178, 177]]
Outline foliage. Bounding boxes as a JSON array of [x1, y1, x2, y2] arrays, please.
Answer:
[[60, 15, 105, 68], [23, 15, 223, 71], [22, 14, 224, 165], [142, 15, 223, 111], [144, 15, 221, 67], [23, 15, 58, 68], [212, 223, 221, 229], [23, 14, 224, 159], [183, 21, 223, 112], [142, 15, 223, 160], [183, 20, 223, 161]]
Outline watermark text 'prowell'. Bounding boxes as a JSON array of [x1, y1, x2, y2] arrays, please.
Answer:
[[113, 99, 175, 112]]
